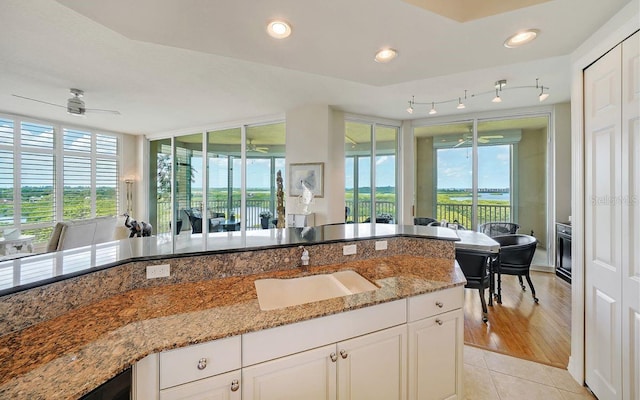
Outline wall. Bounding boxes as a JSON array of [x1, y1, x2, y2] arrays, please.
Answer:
[[415, 136, 435, 218], [554, 102, 572, 224], [517, 127, 547, 247], [285, 104, 345, 225]]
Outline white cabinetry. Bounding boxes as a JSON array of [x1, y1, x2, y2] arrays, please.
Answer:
[[337, 325, 407, 400], [134, 336, 242, 400], [408, 288, 464, 400], [135, 287, 464, 400], [287, 213, 315, 227], [160, 370, 241, 400], [242, 344, 336, 400], [242, 326, 406, 400]]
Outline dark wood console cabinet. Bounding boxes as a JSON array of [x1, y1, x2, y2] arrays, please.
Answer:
[[556, 222, 572, 283]]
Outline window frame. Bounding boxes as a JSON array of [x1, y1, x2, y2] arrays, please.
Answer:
[[0, 112, 122, 244]]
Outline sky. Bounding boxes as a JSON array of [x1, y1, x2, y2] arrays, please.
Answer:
[[437, 145, 510, 189]]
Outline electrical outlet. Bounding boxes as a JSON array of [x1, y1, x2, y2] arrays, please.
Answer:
[[146, 264, 170, 279], [375, 240, 388, 251], [343, 244, 357, 255]]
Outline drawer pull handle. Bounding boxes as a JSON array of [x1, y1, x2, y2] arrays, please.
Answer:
[[436, 319, 443, 326], [230, 379, 239, 392], [330, 352, 338, 362], [197, 358, 207, 370], [340, 349, 348, 359], [435, 301, 444, 308]]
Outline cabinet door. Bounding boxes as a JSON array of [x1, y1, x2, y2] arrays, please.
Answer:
[[159, 370, 241, 400], [408, 309, 463, 400], [337, 325, 407, 400], [242, 344, 336, 400]]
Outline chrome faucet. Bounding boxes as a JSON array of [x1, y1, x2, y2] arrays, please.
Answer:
[[299, 246, 310, 266]]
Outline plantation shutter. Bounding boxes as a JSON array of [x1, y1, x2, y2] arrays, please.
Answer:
[[20, 122, 55, 227], [0, 118, 14, 227], [63, 128, 92, 220], [96, 134, 118, 217], [63, 129, 119, 219]]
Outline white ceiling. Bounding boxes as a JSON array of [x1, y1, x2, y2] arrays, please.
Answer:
[[0, 0, 631, 135]]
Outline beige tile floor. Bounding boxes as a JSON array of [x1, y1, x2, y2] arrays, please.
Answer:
[[463, 345, 596, 400]]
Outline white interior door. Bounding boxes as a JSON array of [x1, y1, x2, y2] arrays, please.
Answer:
[[584, 42, 623, 400], [621, 30, 640, 400]]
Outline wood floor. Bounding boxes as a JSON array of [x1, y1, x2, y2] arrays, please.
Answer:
[[463, 271, 572, 369]]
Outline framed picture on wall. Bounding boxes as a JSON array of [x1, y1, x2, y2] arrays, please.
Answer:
[[289, 162, 324, 198]]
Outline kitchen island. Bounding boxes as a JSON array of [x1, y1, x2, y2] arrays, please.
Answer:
[[0, 224, 464, 399]]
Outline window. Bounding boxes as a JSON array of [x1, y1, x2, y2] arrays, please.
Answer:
[[0, 115, 120, 244], [148, 121, 286, 235], [415, 116, 548, 241], [345, 121, 398, 223]]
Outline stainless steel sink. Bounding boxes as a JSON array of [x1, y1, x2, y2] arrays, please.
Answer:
[[254, 270, 378, 311]]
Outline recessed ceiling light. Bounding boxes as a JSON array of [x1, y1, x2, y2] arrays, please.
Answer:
[[375, 48, 398, 63], [267, 20, 292, 39], [504, 29, 539, 48]]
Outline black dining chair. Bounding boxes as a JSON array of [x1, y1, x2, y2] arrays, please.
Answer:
[[455, 249, 492, 322], [493, 234, 539, 302], [184, 209, 222, 234], [414, 217, 437, 226], [478, 222, 520, 237]]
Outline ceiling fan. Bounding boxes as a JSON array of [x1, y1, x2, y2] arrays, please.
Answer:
[[247, 139, 269, 153], [453, 134, 504, 148], [12, 88, 121, 116]]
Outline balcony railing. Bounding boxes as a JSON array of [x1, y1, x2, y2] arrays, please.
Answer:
[[435, 203, 512, 229], [345, 201, 395, 223], [156, 199, 276, 234], [156, 200, 511, 232]]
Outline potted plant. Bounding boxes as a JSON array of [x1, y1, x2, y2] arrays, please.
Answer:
[[259, 210, 273, 229]]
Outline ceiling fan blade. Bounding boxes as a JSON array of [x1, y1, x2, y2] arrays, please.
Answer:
[[255, 148, 268, 153], [12, 94, 66, 108], [478, 138, 489, 143], [85, 108, 121, 115], [453, 140, 468, 148]]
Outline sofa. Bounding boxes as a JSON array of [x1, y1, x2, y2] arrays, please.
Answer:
[[46, 216, 119, 252]]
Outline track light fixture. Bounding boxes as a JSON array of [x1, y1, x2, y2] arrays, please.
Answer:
[[407, 95, 414, 114], [536, 78, 549, 102], [492, 88, 502, 103], [406, 78, 550, 115], [457, 90, 467, 109]]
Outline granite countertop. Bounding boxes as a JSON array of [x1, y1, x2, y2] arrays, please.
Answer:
[[0, 224, 459, 296], [0, 254, 464, 400]]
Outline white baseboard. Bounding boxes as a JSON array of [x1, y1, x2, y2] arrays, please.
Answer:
[[530, 265, 555, 273]]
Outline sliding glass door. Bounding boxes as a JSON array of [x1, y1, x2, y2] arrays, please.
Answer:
[[148, 121, 285, 236], [415, 115, 548, 245], [345, 121, 398, 223]]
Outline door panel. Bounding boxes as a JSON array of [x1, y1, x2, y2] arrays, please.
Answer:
[[591, 126, 619, 268], [408, 310, 463, 400], [337, 325, 407, 400], [242, 344, 336, 400], [584, 43, 623, 400], [622, 30, 640, 400]]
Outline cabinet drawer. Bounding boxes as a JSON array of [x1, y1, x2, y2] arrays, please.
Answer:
[[408, 286, 463, 322], [159, 335, 241, 389]]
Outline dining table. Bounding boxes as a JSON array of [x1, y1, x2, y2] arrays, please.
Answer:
[[453, 229, 502, 304]]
